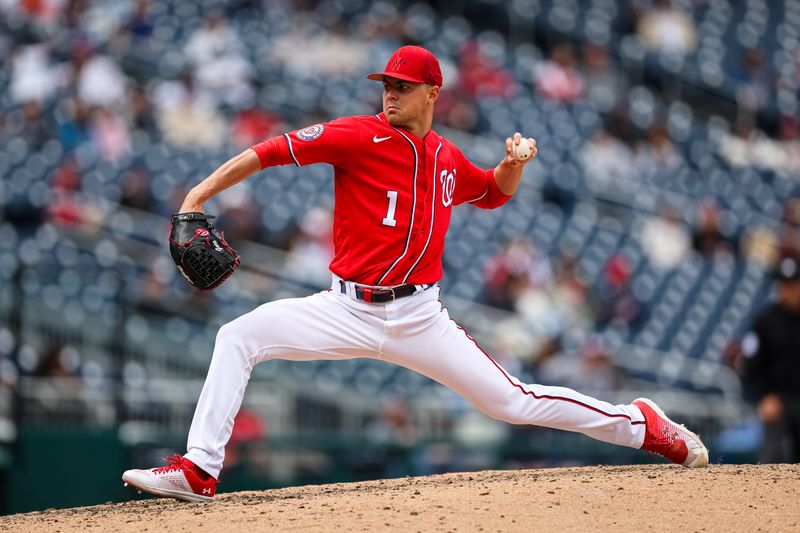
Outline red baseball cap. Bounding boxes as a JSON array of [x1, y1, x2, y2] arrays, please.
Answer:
[[367, 45, 443, 87]]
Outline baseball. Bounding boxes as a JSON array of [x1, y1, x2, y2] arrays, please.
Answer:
[[512, 139, 532, 161]]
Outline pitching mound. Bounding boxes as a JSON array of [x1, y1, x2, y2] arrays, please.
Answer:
[[2, 464, 799, 532]]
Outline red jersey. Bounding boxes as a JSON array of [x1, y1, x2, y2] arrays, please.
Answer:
[[252, 113, 511, 286]]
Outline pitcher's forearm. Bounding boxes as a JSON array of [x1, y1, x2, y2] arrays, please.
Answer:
[[180, 149, 262, 212], [493, 160, 524, 195]]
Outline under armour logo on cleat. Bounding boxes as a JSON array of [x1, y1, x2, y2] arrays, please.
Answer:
[[373, 135, 391, 143], [202, 488, 212, 494]]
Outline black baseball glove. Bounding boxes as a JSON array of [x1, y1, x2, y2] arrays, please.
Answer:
[[169, 212, 240, 291]]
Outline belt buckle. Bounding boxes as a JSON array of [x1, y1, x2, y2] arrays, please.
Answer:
[[360, 286, 395, 302]]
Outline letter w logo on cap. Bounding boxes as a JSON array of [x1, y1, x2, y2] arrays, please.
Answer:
[[390, 56, 407, 70]]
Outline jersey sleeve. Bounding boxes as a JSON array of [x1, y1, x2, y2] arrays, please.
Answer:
[[452, 147, 512, 209], [282, 117, 361, 168]]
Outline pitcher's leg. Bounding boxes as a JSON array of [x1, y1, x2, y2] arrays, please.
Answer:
[[383, 309, 645, 448], [185, 291, 380, 478]]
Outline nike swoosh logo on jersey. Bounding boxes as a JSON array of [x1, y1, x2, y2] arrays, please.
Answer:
[[373, 135, 392, 143]]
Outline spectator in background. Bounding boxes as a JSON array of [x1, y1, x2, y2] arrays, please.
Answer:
[[29, 343, 84, 419], [634, 122, 680, 171], [10, 42, 65, 104], [48, 156, 84, 227], [779, 197, 800, 258], [73, 42, 128, 108], [534, 43, 584, 103], [579, 127, 634, 186], [231, 105, 282, 149], [136, 267, 172, 316], [368, 398, 419, 448], [734, 48, 774, 117], [268, 16, 369, 79], [128, 85, 158, 134], [434, 92, 479, 133], [365, 398, 420, 478], [89, 106, 130, 161], [489, 319, 536, 376], [3, 0, 65, 26], [224, 407, 268, 474], [719, 119, 790, 171], [572, 336, 624, 393], [120, 168, 155, 212], [636, 0, 697, 56], [153, 74, 226, 148], [550, 253, 592, 333], [582, 42, 623, 113], [19, 100, 52, 147], [184, 11, 254, 107], [283, 206, 335, 287], [56, 97, 92, 153], [692, 199, 736, 260], [217, 193, 261, 244], [535, 336, 624, 394], [457, 40, 516, 100], [34, 343, 81, 380], [123, 0, 156, 42], [741, 225, 780, 268], [482, 239, 553, 311], [590, 254, 642, 328], [741, 255, 800, 462], [777, 115, 800, 176], [640, 204, 690, 270]]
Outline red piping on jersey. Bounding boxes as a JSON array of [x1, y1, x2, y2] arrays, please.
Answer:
[[445, 304, 646, 425], [403, 140, 443, 283], [377, 125, 419, 285]]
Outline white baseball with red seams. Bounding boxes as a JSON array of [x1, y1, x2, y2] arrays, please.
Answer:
[[512, 139, 532, 161]]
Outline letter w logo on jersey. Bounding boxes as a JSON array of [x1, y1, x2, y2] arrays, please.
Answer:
[[439, 169, 456, 207]]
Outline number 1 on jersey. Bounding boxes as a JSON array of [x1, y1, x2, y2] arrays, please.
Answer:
[[382, 190, 398, 227]]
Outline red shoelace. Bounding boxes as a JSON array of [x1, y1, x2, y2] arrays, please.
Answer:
[[152, 454, 187, 474]]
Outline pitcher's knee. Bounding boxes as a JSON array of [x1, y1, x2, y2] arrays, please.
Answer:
[[214, 307, 284, 363], [213, 320, 259, 358], [214, 322, 238, 347]]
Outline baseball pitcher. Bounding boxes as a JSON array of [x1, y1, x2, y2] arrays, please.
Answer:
[[123, 46, 708, 502]]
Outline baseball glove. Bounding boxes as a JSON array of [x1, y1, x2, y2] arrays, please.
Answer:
[[168, 212, 240, 290]]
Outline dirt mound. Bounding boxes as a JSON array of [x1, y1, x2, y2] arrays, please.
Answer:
[[2, 464, 799, 532]]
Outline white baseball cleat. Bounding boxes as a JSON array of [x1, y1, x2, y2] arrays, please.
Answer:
[[122, 454, 218, 502], [633, 398, 709, 468]]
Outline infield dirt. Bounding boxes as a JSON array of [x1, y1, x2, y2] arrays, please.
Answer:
[[1, 464, 798, 532]]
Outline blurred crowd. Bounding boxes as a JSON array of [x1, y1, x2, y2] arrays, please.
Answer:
[[478, 192, 800, 392], [1, 0, 800, 464]]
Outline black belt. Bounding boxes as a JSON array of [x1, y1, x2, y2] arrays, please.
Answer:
[[339, 280, 432, 303]]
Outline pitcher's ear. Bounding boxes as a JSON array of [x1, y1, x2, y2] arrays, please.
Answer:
[[428, 84, 440, 103]]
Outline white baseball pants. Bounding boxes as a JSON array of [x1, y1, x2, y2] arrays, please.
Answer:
[[185, 278, 646, 478]]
